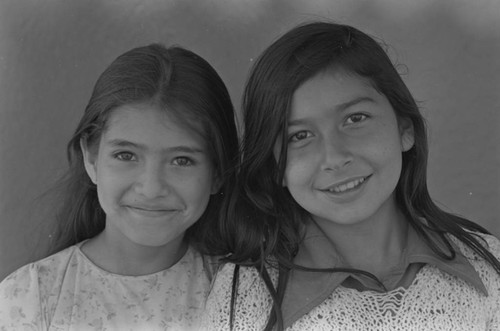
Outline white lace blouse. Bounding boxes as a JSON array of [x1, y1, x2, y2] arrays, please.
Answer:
[[203, 232, 500, 330]]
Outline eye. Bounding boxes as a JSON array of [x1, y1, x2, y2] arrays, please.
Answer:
[[345, 113, 367, 124], [172, 157, 194, 167], [114, 151, 136, 161], [289, 130, 312, 142]]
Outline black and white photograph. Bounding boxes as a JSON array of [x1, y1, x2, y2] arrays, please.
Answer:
[[0, 0, 499, 329]]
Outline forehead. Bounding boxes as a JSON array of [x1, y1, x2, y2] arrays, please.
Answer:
[[290, 70, 378, 117], [102, 103, 207, 149]]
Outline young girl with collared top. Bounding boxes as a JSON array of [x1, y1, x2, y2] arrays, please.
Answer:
[[203, 22, 500, 330], [0, 44, 239, 330]]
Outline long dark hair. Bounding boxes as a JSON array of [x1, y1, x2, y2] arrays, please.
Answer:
[[49, 44, 239, 255], [222, 22, 500, 329]]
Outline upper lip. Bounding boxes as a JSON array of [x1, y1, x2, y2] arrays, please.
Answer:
[[319, 175, 370, 191]]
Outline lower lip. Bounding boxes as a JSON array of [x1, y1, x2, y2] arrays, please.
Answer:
[[321, 176, 370, 200], [126, 207, 178, 218]]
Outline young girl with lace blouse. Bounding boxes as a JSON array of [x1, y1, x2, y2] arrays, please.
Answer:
[[0, 44, 239, 330], [203, 22, 500, 330]]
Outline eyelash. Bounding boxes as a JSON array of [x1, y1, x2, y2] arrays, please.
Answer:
[[289, 130, 312, 142], [113, 151, 136, 161], [288, 113, 369, 143], [113, 153, 195, 167], [172, 157, 194, 167], [113, 152, 195, 167], [345, 113, 368, 124]]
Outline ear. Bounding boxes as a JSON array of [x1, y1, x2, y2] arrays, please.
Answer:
[[210, 173, 223, 195], [399, 118, 415, 152], [80, 138, 98, 184]]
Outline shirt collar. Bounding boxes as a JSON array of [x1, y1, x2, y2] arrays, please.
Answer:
[[280, 219, 487, 329], [403, 222, 486, 294]]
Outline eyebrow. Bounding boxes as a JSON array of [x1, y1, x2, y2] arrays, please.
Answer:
[[288, 96, 375, 126], [105, 139, 205, 154]]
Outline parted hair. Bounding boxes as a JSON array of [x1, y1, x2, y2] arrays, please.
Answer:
[[220, 21, 500, 330], [49, 44, 239, 255]]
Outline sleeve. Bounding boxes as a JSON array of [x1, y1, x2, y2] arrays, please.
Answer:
[[483, 234, 500, 331], [0, 264, 45, 330]]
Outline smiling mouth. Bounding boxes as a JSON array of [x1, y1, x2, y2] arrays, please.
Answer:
[[127, 206, 178, 215], [323, 176, 369, 193]]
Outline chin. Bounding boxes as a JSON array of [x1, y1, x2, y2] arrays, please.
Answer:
[[315, 211, 368, 227], [130, 235, 176, 247]]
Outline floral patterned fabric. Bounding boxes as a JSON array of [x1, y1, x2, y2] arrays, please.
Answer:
[[0, 243, 213, 330]]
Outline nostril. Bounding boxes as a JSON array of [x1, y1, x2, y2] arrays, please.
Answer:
[[134, 173, 170, 198], [321, 152, 353, 172]]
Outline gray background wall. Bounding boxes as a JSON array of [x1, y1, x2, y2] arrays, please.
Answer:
[[1, 0, 499, 280]]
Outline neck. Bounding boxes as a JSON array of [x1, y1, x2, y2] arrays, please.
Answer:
[[81, 231, 188, 276], [313, 204, 408, 278]]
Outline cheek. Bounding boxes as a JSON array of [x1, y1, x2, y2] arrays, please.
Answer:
[[284, 151, 316, 187], [195, 176, 214, 196], [96, 166, 133, 201], [180, 171, 214, 203], [180, 178, 213, 221], [362, 129, 402, 158], [95, 179, 116, 215], [362, 136, 404, 180]]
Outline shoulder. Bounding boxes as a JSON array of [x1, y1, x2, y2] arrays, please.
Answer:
[[28, 245, 81, 290], [0, 245, 80, 328], [202, 262, 276, 330], [479, 233, 500, 258], [177, 245, 220, 284], [451, 231, 500, 293], [201, 253, 222, 282], [452, 231, 500, 261], [1, 244, 79, 291], [211, 260, 278, 295]]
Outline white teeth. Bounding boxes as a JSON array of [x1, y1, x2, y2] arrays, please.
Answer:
[[329, 177, 365, 193]]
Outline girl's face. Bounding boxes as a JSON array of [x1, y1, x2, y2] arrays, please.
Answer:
[[278, 70, 414, 229], [82, 103, 219, 249]]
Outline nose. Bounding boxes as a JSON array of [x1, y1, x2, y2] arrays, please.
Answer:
[[320, 134, 353, 172], [134, 162, 170, 198]]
